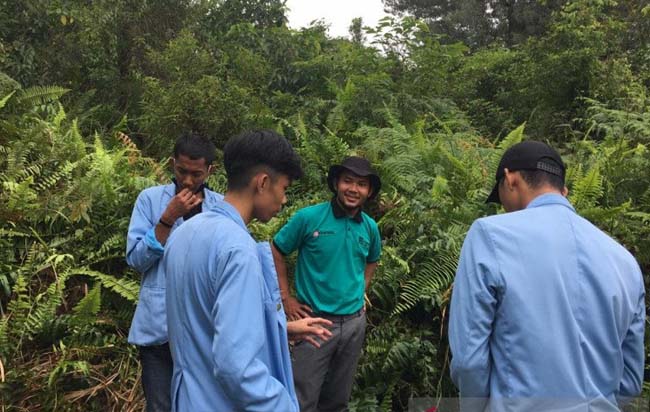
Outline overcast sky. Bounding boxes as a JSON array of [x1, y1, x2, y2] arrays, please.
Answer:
[[285, 0, 390, 38]]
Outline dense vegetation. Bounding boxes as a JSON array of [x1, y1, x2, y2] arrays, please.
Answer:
[[1, 0, 649, 410]]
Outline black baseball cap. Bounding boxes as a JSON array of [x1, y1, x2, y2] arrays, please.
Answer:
[[486, 140, 565, 204]]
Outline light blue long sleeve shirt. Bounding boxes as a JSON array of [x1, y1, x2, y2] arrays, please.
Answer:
[[449, 193, 645, 411], [164, 200, 298, 412], [126, 183, 222, 346]]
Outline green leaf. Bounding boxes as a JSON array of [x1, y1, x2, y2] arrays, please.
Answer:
[[71, 284, 101, 325], [0, 91, 15, 109]]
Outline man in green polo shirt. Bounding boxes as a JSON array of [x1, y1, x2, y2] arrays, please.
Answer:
[[271, 156, 382, 412]]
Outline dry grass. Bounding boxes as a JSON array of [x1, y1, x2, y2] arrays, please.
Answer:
[[4, 345, 144, 411]]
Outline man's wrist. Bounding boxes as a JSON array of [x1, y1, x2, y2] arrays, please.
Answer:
[[160, 211, 178, 225], [159, 217, 174, 228]]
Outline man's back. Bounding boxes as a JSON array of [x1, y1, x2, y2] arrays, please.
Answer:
[[164, 201, 297, 412], [450, 193, 645, 410]]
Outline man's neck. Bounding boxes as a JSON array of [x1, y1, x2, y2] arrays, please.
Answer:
[[223, 191, 253, 225], [521, 187, 564, 209], [335, 197, 361, 217]]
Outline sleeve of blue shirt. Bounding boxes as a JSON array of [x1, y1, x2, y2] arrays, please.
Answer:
[[449, 220, 501, 408], [126, 191, 165, 274], [211, 246, 297, 412], [367, 220, 381, 263], [272, 210, 305, 256], [618, 276, 645, 403]]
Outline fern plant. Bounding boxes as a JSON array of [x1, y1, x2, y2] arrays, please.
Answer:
[[0, 87, 163, 410]]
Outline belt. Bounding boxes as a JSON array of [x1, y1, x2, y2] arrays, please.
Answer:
[[312, 308, 364, 322]]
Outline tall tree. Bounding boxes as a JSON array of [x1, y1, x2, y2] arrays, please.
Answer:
[[0, 0, 195, 126], [198, 0, 287, 35], [382, 0, 567, 47]]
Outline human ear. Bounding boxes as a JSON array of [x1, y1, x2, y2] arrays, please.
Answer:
[[503, 168, 516, 191], [207, 164, 216, 175], [256, 173, 270, 193]]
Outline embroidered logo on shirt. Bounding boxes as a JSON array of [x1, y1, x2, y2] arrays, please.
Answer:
[[315, 230, 335, 236], [358, 236, 370, 248]]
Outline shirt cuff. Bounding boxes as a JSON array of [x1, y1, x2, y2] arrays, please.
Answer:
[[272, 239, 289, 256], [144, 227, 165, 254], [367, 254, 381, 263]]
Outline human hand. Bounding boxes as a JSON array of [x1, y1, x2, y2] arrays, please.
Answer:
[[283, 296, 313, 321], [161, 188, 202, 224], [287, 317, 333, 348]]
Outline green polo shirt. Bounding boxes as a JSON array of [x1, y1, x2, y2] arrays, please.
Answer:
[[273, 199, 381, 315]]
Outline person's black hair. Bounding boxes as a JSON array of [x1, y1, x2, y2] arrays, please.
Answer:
[[173, 132, 216, 165], [518, 169, 565, 192], [223, 129, 303, 190]]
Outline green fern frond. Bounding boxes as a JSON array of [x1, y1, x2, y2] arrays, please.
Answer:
[[48, 358, 90, 387], [52, 104, 67, 129], [85, 234, 125, 265], [379, 153, 424, 192], [0, 316, 9, 358], [33, 161, 77, 193], [393, 253, 458, 315], [580, 202, 631, 224], [569, 164, 603, 210], [379, 379, 397, 412], [0, 91, 16, 110], [498, 122, 526, 150], [0, 228, 30, 239], [381, 339, 422, 374], [71, 285, 102, 327], [17, 86, 70, 107], [485, 122, 526, 178], [14, 164, 43, 182], [70, 269, 139, 302], [15, 270, 69, 345]]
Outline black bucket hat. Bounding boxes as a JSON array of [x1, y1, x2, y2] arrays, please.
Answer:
[[487, 140, 565, 204], [327, 156, 381, 199]]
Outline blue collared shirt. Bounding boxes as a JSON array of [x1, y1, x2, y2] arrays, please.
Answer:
[[126, 183, 223, 346], [449, 193, 645, 411], [164, 200, 298, 412]]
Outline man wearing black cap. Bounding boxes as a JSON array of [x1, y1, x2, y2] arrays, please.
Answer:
[[449, 141, 645, 411], [271, 156, 382, 412]]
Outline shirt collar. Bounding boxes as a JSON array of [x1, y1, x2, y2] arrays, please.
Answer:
[[164, 183, 176, 198], [330, 198, 363, 223], [213, 200, 249, 233], [526, 193, 575, 212]]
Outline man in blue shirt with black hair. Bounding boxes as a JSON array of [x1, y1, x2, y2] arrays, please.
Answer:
[[449, 140, 645, 411], [126, 133, 222, 412], [164, 130, 333, 412]]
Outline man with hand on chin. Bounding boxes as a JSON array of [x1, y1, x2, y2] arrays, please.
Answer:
[[126, 133, 223, 412], [272, 156, 382, 412]]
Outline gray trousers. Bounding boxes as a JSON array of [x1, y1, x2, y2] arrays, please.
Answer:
[[291, 310, 366, 412]]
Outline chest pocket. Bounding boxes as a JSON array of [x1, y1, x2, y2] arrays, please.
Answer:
[[355, 234, 371, 259]]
